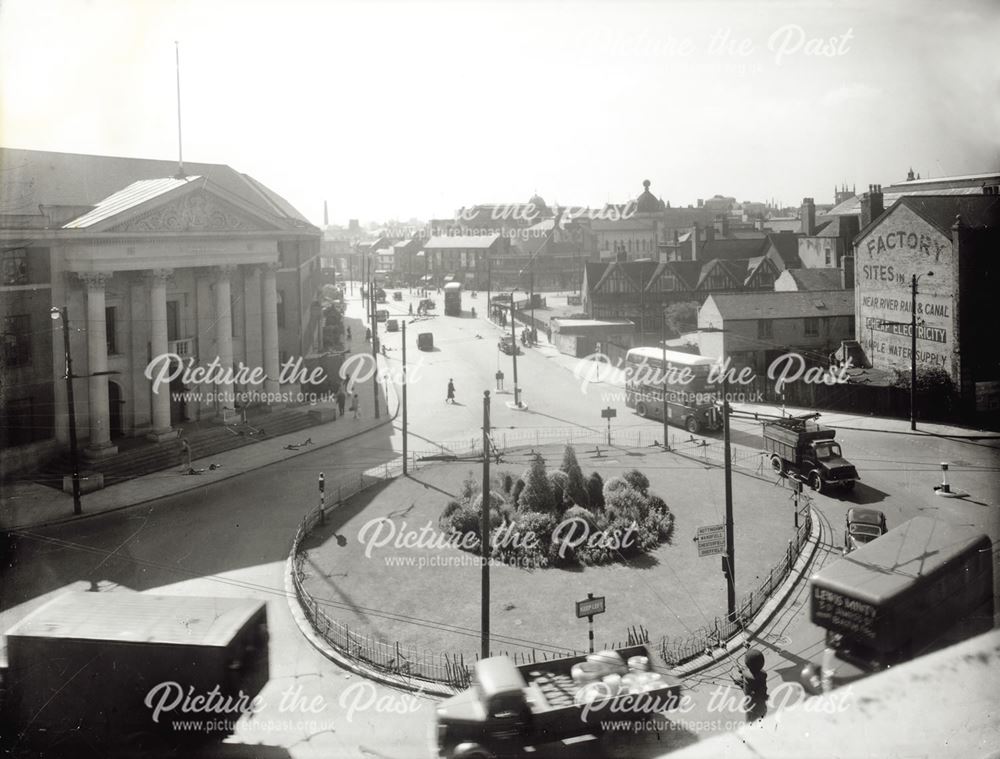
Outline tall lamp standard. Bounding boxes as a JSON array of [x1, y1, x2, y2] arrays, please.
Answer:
[[910, 271, 933, 431], [50, 306, 82, 515]]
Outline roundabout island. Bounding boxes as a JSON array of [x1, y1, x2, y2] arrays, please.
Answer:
[[295, 443, 806, 685]]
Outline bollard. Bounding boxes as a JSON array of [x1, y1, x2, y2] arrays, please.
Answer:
[[934, 461, 967, 498]]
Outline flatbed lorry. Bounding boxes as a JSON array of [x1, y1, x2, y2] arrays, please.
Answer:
[[763, 414, 859, 493], [0, 591, 268, 749], [434, 645, 680, 758]]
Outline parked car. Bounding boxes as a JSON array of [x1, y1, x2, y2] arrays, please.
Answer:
[[393, 291, 403, 301], [386, 319, 399, 332], [844, 507, 888, 553], [375, 309, 389, 322], [419, 298, 436, 311], [417, 332, 434, 351], [498, 335, 521, 355]]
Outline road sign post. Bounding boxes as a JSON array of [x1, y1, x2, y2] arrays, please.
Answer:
[[601, 407, 616, 447], [576, 593, 606, 653]]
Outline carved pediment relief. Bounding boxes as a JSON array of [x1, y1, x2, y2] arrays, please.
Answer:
[[109, 189, 277, 233]]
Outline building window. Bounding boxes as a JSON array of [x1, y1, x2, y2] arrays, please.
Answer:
[[804, 317, 819, 337], [276, 290, 285, 328], [824, 248, 832, 266], [2, 248, 28, 285], [106, 306, 118, 354], [2, 314, 31, 367], [757, 319, 773, 340], [166, 301, 180, 341]]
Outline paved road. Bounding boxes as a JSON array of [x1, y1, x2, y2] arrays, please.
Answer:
[[3, 284, 997, 758]]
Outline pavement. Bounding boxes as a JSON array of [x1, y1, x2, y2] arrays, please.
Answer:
[[0, 337, 398, 532]]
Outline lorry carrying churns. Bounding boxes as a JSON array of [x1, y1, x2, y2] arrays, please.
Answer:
[[434, 645, 680, 758]]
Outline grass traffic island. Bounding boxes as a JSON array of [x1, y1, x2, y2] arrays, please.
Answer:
[[298, 443, 802, 667]]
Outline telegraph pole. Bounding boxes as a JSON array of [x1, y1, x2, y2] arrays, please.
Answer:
[[722, 370, 736, 621], [369, 278, 380, 419], [481, 390, 491, 658], [661, 316, 670, 452], [402, 320, 408, 474]]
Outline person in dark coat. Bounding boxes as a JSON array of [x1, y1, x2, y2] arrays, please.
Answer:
[[732, 647, 768, 722], [336, 386, 347, 416], [446, 379, 456, 404]]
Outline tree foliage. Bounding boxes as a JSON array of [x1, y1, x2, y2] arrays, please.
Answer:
[[664, 300, 701, 337], [559, 445, 588, 507], [518, 453, 555, 513]]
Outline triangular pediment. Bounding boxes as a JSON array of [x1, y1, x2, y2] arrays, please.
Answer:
[[105, 186, 283, 234]]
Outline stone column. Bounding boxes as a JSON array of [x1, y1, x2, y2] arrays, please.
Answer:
[[261, 262, 281, 399], [214, 265, 236, 413], [147, 269, 178, 441], [80, 272, 117, 459]]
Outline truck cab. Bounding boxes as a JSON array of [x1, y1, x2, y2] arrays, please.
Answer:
[[763, 416, 859, 494], [436, 658, 531, 758]]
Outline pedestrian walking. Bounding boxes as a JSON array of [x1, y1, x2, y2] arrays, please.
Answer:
[[336, 386, 346, 416], [351, 393, 360, 419], [346, 326, 352, 341], [365, 327, 371, 342], [409, 303, 413, 315], [495, 369, 504, 391], [446, 379, 456, 404]]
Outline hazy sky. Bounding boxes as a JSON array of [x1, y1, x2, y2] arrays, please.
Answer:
[[2, 0, 998, 226]]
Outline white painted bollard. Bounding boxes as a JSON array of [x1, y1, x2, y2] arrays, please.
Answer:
[[934, 461, 967, 498]]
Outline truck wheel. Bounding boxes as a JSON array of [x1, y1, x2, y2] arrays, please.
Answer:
[[770, 455, 784, 474], [636, 402, 648, 418], [810, 472, 824, 493], [451, 743, 495, 759], [686, 416, 701, 434]]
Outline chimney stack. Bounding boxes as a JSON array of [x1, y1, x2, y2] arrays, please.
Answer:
[[800, 197, 816, 235], [705, 224, 715, 244], [323, 200, 329, 227], [691, 223, 700, 260], [860, 185, 884, 228]]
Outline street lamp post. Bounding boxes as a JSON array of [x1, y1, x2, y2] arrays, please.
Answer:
[[910, 272, 933, 431], [51, 306, 82, 515]]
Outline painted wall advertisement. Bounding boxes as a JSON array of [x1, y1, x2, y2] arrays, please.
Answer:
[[856, 207, 954, 377]]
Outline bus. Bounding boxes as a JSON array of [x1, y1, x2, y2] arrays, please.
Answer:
[[804, 516, 994, 693], [444, 282, 462, 316], [623, 346, 722, 434]]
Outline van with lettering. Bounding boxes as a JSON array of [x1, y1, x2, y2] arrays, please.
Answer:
[[802, 516, 993, 694]]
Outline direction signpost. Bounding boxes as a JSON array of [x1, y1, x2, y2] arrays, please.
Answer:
[[576, 593, 606, 653], [601, 407, 616, 446], [695, 524, 726, 557]]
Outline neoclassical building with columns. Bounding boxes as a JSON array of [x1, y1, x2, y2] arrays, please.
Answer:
[[0, 148, 322, 474]]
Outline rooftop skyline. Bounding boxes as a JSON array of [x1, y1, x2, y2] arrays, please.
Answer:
[[2, 0, 998, 227]]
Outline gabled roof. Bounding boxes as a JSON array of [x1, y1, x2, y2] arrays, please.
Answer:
[[856, 194, 1000, 242], [763, 232, 802, 267], [0, 147, 312, 226], [779, 268, 845, 291], [706, 290, 854, 320], [896, 195, 1000, 236], [63, 176, 200, 228], [670, 260, 703, 289]]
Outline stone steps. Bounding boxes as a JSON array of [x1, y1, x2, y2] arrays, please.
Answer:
[[32, 407, 326, 489]]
